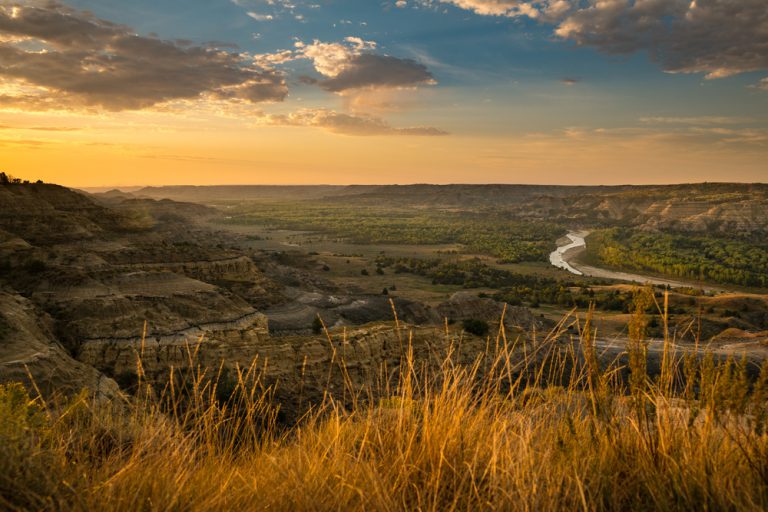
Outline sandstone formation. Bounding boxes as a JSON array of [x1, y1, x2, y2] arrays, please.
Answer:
[[436, 292, 542, 330], [1, 182, 539, 408], [0, 291, 122, 401], [78, 320, 510, 421]]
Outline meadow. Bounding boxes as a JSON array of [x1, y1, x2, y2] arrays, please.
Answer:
[[217, 202, 564, 264]]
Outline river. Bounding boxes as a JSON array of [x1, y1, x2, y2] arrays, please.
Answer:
[[549, 231, 588, 276], [549, 231, 724, 292]]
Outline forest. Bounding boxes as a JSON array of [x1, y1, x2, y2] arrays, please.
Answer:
[[586, 228, 768, 288], [220, 203, 564, 263]]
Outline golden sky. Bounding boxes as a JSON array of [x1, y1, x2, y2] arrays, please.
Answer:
[[1, 1, 767, 186]]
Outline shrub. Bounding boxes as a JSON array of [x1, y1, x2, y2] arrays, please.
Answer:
[[462, 318, 489, 337]]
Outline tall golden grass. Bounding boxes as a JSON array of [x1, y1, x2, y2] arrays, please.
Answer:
[[1, 291, 767, 511]]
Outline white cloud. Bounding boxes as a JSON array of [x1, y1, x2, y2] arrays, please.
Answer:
[[750, 78, 768, 91], [251, 37, 435, 92], [246, 12, 274, 21], [639, 116, 754, 126], [301, 38, 377, 77]]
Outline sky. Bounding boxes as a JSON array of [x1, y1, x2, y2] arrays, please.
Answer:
[[0, 0, 767, 187]]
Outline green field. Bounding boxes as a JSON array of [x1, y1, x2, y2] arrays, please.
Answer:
[[217, 202, 564, 264]]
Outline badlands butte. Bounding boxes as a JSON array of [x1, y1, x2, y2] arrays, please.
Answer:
[[1, 180, 767, 417]]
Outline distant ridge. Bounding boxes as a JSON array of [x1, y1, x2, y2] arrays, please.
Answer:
[[134, 182, 768, 208], [135, 185, 365, 202]]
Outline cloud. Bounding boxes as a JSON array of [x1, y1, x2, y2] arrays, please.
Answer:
[[439, 0, 768, 79], [439, 0, 540, 17], [750, 78, 768, 91], [262, 108, 448, 136], [263, 37, 437, 92], [639, 116, 754, 125], [553, 0, 768, 79], [246, 12, 274, 21], [0, 124, 79, 131], [687, 127, 768, 145], [299, 37, 377, 77], [315, 54, 436, 92], [0, 137, 50, 147], [0, 1, 288, 111]]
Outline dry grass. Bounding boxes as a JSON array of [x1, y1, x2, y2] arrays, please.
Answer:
[[2, 293, 768, 511]]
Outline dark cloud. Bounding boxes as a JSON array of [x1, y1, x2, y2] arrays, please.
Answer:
[[441, 0, 768, 79], [0, 1, 287, 111], [316, 53, 435, 92], [555, 0, 768, 78]]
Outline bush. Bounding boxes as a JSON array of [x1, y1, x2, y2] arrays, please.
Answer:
[[462, 318, 489, 337]]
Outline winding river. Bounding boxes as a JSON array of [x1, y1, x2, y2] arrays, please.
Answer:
[[549, 231, 724, 292], [549, 231, 587, 276]]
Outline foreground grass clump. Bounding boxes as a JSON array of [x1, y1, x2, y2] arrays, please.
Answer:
[[2, 304, 768, 511]]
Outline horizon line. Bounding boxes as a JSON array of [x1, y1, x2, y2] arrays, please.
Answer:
[[74, 181, 768, 191]]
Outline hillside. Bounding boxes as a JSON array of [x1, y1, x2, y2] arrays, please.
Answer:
[[1, 182, 534, 405], [329, 183, 768, 236], [136, 183, 768, 238]]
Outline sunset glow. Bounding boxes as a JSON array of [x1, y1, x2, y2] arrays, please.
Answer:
[[1, 0, 766, 186]]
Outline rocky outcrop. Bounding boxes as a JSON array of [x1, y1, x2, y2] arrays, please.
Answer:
[[436, 292, 541, 330], [118, 255, 260, 282], [52, 288, 259, 346], [0, 291, 122, 401], [77, 320, 509, 421], [265, 291, 437, 335]]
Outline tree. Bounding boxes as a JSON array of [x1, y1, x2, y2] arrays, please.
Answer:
[[462, 319, 489, 337], [0, 172, 9, 184]]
